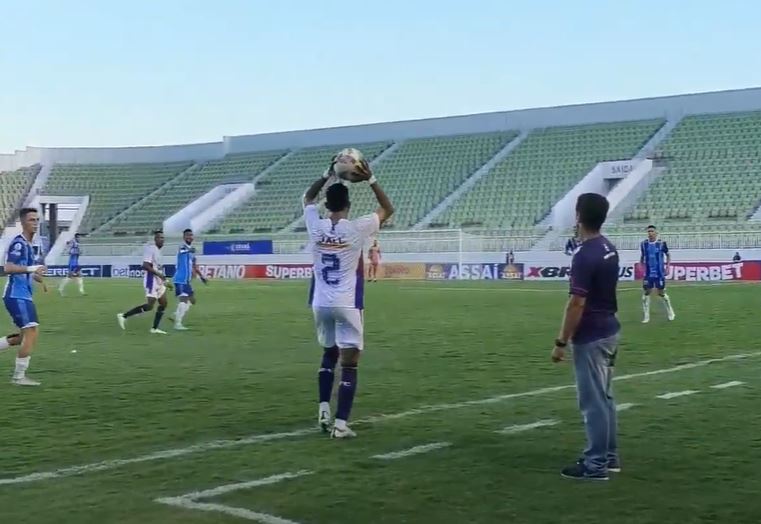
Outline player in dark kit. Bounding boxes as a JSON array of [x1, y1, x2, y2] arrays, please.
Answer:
[[552, 193, 621, 481]]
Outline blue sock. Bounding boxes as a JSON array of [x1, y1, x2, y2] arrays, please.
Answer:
[[318, 347, 339, 403], [336, 366, 358, 422]]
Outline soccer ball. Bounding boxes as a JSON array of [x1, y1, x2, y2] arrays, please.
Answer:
[[333, 148, 365, 182]]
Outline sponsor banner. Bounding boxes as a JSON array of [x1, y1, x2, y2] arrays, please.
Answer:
[[45, 265, 105, 278], [425, 263, 525, 280], [202, 240, 273, 256], [111, 264, 176, 278], [197, 264, 250, 280], [371, 263, 426, 280], [525, 265, 635, 281], [635, 261, 761, 282], [257, 264, 314, 280]]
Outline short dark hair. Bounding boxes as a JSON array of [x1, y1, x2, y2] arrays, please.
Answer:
[[576, 193, 609, 232], [74, 233, 81, 238], [19, 207, 37, 219], [325, 183, 350, 213], [153, 229, 163, 236], [646, 224, 656, 230], [183, 228, 193, 234]]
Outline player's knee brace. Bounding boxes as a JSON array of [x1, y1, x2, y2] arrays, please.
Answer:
[[321, 346, 339, 370]]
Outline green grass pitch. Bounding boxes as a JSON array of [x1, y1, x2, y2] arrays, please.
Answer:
[[1, 278, 760, 523]]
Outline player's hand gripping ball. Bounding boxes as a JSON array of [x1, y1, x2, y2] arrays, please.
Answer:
[[333, 148, 366, 183]]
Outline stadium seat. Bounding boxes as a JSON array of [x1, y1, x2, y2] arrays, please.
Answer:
[[0, 165, 38, 226], [438, 120, 664, 231], [97, 150, 287, 236], [43, 162, 193, 234]]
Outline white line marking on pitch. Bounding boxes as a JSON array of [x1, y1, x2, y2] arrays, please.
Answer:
[[616, 403, 637, 412], [2, 350, 759, 487], [372, 442, 451, 460], [656, 390, 700, 400], [157, 471, 311, 524], [711, 381, 745, 389], [497, 419, 559, 434]]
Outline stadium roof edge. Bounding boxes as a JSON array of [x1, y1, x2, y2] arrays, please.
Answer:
[[4, 86, 761, 170]]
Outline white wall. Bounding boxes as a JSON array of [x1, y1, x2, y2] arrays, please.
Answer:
[[5, 87, 761, 166]]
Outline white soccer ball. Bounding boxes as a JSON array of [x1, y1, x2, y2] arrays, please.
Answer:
[[333, 148, 365, 182]]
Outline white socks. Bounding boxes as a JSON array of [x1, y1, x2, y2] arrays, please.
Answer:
[[662, 293, 675, 319], [76, 277, 85, 294], [642, 295, 650, 316], [14, 356, 30, 380], [59, 277, 84, 294], [175, 302, 191, 325], [59, 277, 70, 292], [0, 336, 10, 352]]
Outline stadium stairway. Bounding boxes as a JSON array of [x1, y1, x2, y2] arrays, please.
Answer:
[[90, 163, 202, 236], [194, 150, 295, 233], [413, 130, 529, 230]]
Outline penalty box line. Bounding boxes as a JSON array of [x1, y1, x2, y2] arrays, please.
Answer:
[[1, 350, 760, 487]]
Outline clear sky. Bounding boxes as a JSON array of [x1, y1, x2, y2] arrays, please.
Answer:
[[2, 0, 761, 153]]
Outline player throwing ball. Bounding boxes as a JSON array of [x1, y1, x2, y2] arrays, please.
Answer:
[[304, 157, 394, 439], [640, 225, 675, 323], [117, 230, 171, 334]]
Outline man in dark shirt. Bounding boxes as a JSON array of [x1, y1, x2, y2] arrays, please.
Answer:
[[733, 251, 741, 263], [552, 193, 620, 481]]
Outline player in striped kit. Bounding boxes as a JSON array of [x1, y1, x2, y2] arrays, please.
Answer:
[[303, 158, 394, 439], [640, 225, 675, 323]]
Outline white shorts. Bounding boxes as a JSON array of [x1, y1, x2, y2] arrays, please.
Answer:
[[144, 276, 167, 299], [312, 307, 364, 350]]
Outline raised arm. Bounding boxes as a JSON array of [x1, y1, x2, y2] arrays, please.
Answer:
[[355, 160, 394, 223], [303, 157, 336, 207]]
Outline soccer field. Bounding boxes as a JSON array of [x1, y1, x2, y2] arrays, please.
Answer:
[[1, 279, 760, 523]]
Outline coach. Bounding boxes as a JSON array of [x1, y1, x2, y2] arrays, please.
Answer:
[[551, 193, 620, 481]]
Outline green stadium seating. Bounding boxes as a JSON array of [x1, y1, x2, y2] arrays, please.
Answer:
[[0, 165, 38, 226], [214, 142, 391, 234], [347, 132, 517, 229], [438, 120, 664, 230], [620, 112, 761, 231], [43, 162, 192, 234], [97, 150, 287, 236]]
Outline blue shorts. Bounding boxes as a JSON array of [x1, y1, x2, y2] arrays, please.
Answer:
[[68, 264, 81, 274], [175, 283, 194, 297], [643, 276, 666, 290], [4, 298, 39, 329]]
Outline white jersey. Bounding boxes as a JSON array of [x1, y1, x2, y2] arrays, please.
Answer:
[[142, 243, 164, 295], [304, 204, 380, 309]]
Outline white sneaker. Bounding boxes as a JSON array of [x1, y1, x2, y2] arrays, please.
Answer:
[[330, 424, 357, 439], [174, 324, 189, 331], [150, 328, 168, 335], [318, 402, 331, 433], [641, 315, 650, 324], [667, 310, 676, 321], [117, 313, 126, 330], [12, 376, 41, 386]]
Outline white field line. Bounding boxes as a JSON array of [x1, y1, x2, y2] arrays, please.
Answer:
[[1, 350, 759, 487], [615, 403, 637, 412], [656, 390, 700, 400], [398, 282, 746, 293], [157, 499, 302, 524], [372, 442, 451, 460], [497, 419, 559, 434], [711, 380, 745, 389], [156, 471, 312, 524]]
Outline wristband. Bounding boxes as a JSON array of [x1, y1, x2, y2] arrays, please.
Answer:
[[368, 175, 378, 185], [554, 339, 567, 348], [27, 265, 43, 274]]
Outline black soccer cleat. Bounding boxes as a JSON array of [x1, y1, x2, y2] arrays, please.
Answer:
[[561, 462, 609, 481]]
